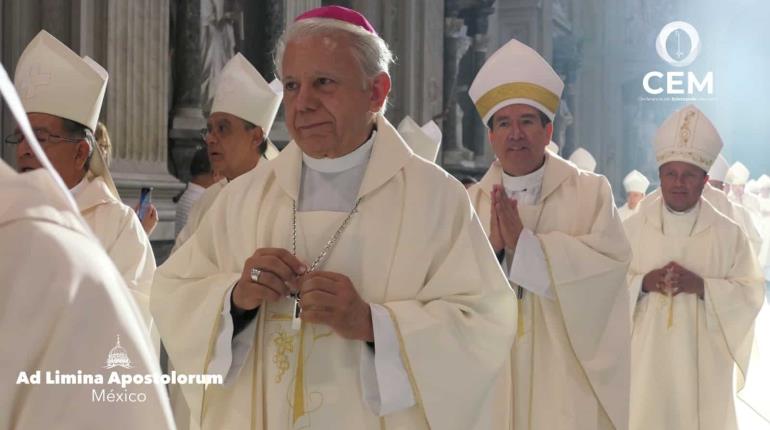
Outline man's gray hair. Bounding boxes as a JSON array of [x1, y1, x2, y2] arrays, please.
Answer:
[[273, 17, 395, 113], [61, 118, 95, 171]]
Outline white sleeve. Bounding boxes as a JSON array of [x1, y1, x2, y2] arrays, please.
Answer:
[[508, 228, 555, 300], [206, 284, 258, 386], [359, 303, 416, 416]]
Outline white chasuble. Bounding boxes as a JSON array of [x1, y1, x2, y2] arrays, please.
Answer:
[[0, 166, 175, 430], [151, 115, 517, 430], [624, 195, 764, 430], [74, 175, 156, 325], [468, 153, 632, 430], [173, 179, 227, 252]]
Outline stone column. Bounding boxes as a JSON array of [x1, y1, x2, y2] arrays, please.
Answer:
[[170, 0, 205, 135], [167, 0, 207, 190], [463, 31, 493, 165], [441, 16, 473, 167], [460, 2, 495, 167], [378, 0, 444, 129], [104, 0, 183, 249], [442, 1, 495, 170], [266, 0, 321, 146]]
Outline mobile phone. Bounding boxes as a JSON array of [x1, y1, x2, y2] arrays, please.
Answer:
[[137, 187, 153, 220]]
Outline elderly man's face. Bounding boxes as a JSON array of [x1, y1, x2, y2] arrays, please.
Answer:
[[282, 33, 390, 158], [204, 112, 262, 180], [14, 112, 90, 188], [659, 161, 708, 212], [488, 104, 552, 177]]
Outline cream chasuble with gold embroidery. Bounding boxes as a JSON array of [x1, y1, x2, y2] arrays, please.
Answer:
[[623, 194, 764, 430], [151, 116, 516, 430], [468, 153, 632, 430]]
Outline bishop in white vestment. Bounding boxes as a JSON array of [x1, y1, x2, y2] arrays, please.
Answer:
[[152, 7, 516, 430], [0, 66, 174, 428], [624, 105, 764, 430], [618, 170, 650, 221], [11, 30, 155, 323], [172, 53, 281, 252], [467, 38, 632, 430]]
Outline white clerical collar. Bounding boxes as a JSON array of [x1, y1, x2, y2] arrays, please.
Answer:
[[664, 200, 701, 216], [187, 182, 206, 194], [502, 160, 546, 193], [302, 130, 376, 173], [69, 176, 88, 196]]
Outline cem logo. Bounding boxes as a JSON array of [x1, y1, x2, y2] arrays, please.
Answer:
[[642, 21, 714, 96]]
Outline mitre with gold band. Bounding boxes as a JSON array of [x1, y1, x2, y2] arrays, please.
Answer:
[[469, 38, 564, 124]]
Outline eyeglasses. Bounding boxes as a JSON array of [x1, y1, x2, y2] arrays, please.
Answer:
[[199, 122, 235, 141], [4, 130, 83, 145]]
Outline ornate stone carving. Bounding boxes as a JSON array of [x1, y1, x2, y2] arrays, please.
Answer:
[[442, 0, 495, 169], [201, 0, 241, 111], [441, 17, 474, 166]]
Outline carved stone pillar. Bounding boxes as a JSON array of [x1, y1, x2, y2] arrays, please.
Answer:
[[104, 0, 183, 248], [379, 0, 444, 130], [462, 31, 493, 165], [168, 0, 206, 194], [441, 17, 473, 167], [442, 1, 495, 170], [266, 0, 321, 146]]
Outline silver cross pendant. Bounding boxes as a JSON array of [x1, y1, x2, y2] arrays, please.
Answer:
[[291, 293, 302, 330]]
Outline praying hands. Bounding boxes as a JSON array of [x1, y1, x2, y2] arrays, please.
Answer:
[[642, 261, 705, 299]]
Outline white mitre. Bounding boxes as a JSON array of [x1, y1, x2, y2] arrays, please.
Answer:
[[397, 116, 442, 163], [708, 153, 729, 182], [623, 169, 650, 194], [211, 53, 283, 160], [14, 31, 118, 197], [653, 104, 722, 172], [568, 147, 597, 172], [726, 161, 750, 186], [469, 38, 564, 125]]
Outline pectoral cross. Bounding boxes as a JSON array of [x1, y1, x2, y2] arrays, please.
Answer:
[[291, 293, 301, 330], [662, 266, 676, 328]]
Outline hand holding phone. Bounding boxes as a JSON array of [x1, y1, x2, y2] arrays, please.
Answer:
[[137, 187, 153, 221]]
